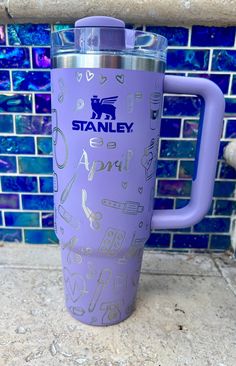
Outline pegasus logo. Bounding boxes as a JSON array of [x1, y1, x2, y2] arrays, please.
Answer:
[[91, 95, 118, 120]]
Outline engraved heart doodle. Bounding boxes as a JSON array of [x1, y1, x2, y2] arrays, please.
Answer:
[[86, 70, 94, 81], [64, 267, 88, 303], [116, 74, 124, 84], [100, 75, 107, 85], [138, 186, 143, 194], [76, 72, 82, 82], [122, 181, 128, 189]]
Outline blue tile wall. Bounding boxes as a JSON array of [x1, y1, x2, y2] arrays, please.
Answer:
[[0, 115, 13, 132], [0, 23, 235, 251]]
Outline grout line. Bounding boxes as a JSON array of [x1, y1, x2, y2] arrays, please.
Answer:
[[207, 48, 213, 72], [187, 26, 192, 47], [227, 73, 233, 95]]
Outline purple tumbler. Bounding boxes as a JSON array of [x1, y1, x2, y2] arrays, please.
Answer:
[[51, 16, 225, 326]]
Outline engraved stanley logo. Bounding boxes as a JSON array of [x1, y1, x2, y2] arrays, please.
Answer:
[[72, 95, 134, 133]]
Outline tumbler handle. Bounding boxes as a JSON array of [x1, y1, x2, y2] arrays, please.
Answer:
[[151, 75, 225, 229]]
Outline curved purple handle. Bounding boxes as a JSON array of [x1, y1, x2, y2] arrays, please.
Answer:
[[152, 75, 225, 229]]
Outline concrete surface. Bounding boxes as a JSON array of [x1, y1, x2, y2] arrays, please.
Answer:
[[1, 0, 236, 25], [0, 244, 236, 366]]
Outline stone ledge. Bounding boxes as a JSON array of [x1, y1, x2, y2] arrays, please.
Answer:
[[1, 0, 236, 25]]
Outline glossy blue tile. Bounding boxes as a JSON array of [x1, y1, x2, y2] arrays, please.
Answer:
[[39, 177, 53, 193], [53, 24, 73, 31], [0, 228, 22, 242], [179, 160, 194, 179], [24, 229, 58, 244], [194, 217, 230, 233], [160, 118, 181, 137], [176, 198, 213, 215], [175, 198, 190, 209], [158, 180, 191, 196], [210, 235, 231, 250], [188, 73, 230, 94], [12, 71, 51, 91], [225, 119, 236, 138], [0, 211, 2, 225], [18, 157, 53, 174], [37, 137, 52, 155], [163, 96, 201, 116], [212, 50, 236, 71], [191, 26, 235, 47], [15, 115, 51, 135], [153, 198, 174, 210], [214, 181, 235, 197], [220, 163, 236, 179], [22, 194, 53, 210], [32, 47, 51, 69], [225, 98, 236, 115], [0, 156, 16, 173], [0, 47, 30, 68], [8, 24, 50, 46], [156, 160, 177, 178], [0, 25, 6, 45], [0, 194, 19, 209], [160, 140, 196, 158], [0, 93, 32, 112], [232, 75, 236, 94], [0, 70, 10, 90], [183, 119, 199, 137], [0, 136, 34, 154], [146, 26, 188, 46], [35, 94, 51, 113], [42, 212, 54, 227], [145, 233, 171, 248], [5, 212, 39, 227], [0, 115, 13, 132], [215, 200, 236, 216], [1, 176, 37, 192], [167, 49, 209, 71], [173, 234, 209, 249]]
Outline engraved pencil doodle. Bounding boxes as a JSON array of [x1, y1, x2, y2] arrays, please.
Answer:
[[118, 233, 146, 264], [52, 109, 68, 170], [89, 137, 104, 148], [99, 227, 126, 257], [82, 189, 102, 230], [76, 72, 82, 82], [116, 74, 124, 84], [150, 92, 161, 130], [58, 204, 80, 230], [53, 171, 58, 192], [100, 75, 107, 85], [102, 198, 144, 215], [100, 302, 121, 325], [88, 268, 112, 312], [58, 78, 64, 103], [62, 236, 82, 265], [69, 306, 85, 317], [76, 98, 85, 111], [60, 168, 80, 204], [86, 70, 94, 82], [114, 273, 127, 290], [141, 138, 156, 181], [64, 267, 88, 303]]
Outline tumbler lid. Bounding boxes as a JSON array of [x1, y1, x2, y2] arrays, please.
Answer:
[[74, 16, 126, 51], [75, 16, 125, 29]]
